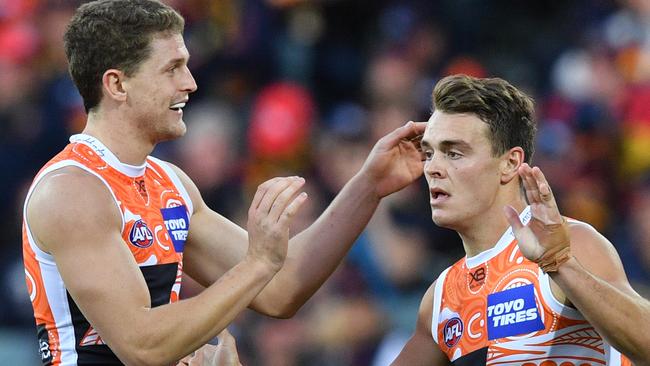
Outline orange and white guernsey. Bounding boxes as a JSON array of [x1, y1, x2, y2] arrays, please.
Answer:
[[431, 206, 632, 365], [23, 134, 193, 365]]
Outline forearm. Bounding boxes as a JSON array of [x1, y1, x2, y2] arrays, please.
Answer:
[[121, 258, 276, 365], [550, 257, 650, 364], [258, 172, 381, 315]]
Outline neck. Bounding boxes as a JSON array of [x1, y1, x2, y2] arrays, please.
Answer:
[[458, 193, 527, 258], [83, 109, 155, 166]]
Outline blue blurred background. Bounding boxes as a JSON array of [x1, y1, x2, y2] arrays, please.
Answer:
[[2, 0, 650, 364]]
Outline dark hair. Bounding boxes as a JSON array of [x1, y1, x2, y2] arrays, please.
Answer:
[[64, 0, 185, 112], [433, 74, 537, 163]]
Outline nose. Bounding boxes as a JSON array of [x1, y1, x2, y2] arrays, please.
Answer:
[[424, 153, 446, 179], [182, 66, 198, 93]]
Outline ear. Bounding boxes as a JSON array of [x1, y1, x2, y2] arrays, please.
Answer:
[[500, 146, 524, 184], [101, 69, 127, 103]]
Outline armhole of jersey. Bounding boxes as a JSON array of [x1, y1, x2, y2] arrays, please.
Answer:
[[23, 160, 124, 263], [431, 267, 450, 344], [538, 269, 584, 320], [147, 156, 194, 215]]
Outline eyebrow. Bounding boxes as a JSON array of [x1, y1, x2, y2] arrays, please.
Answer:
[[421, 139, 473, 151], [162, 56, 189, 70]]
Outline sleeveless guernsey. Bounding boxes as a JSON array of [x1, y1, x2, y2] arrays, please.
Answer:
[[431, 207, 631, 365], [23, 134, 193, 365]]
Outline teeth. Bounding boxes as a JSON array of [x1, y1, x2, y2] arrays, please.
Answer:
[[170, 102, 186, 109]]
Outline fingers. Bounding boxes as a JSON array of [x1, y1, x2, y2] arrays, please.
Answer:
[[277, 191, 308, 227], [251, 177, 304, 219], [517, 163, 557, 207], [381, 120, 428, 147], [216, 329, 236, 346], [267, 178, 306, 221], [503, 205, 524, 233], [531, 166, 554, 204]]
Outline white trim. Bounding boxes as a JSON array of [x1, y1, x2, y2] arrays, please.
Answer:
[[605, 343, 623, 366], [538, 270, 584, 320], [23, 161, 125, 261], [465, 206, 531, 268], [38, 260, 78, 365], [147, 156, 194, 215], [431, 267, 450, 344], [70, 134, 146, 177]]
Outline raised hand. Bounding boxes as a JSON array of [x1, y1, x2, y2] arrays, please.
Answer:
[[360, 121, 427, 198], [246, 176, 308, 271], [503, 163, 571, 272]]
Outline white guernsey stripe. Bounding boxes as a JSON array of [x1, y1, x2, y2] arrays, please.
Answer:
[[147, 156, 194, 215], [431, 267, 450, 344], [38, 259, 77, 365]]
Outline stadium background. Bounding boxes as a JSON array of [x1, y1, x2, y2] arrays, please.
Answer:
[[1, 0, 650, 364]]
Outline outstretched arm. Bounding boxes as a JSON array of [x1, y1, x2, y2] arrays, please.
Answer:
[[183, 121, 427, 317], [504, 163, 650, 365]]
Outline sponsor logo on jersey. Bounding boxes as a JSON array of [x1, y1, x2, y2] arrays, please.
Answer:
[[160, 205, 189, 252], [443, 317, 464, 348], [37, 323, 53, 365], [468, 265, 486, 292], [129, 219, 154, 248], [487, 284, 544, 340]]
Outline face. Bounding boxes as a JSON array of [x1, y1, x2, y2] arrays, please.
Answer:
[[121, 33, 197, 142], [421, 111, 504, 230]]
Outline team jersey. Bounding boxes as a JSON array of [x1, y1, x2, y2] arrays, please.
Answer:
[[431, 206, 632, 365], [23, 134, 193, 365]]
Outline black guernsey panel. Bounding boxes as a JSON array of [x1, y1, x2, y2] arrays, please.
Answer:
[[451, 346, 488, 366], [67, 262, 178, 365]]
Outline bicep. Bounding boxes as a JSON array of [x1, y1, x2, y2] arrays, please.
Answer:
[[183, 206, 249, 286], [569, 222, 636, 295]]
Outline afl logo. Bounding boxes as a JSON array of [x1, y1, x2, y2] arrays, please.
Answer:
[[129, 219, 154, 248], [443, 317, 464, 348]]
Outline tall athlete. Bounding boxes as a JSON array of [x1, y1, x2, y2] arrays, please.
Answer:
[[391, 75, 636, 365], [22, 1, 426, 365]]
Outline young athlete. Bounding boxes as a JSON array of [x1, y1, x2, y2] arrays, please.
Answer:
[[391, 74, 636, 365]]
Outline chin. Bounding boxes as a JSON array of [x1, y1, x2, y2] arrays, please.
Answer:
[[431, 209, 463, 230]]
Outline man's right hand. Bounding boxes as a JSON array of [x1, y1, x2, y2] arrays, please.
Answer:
[[246, 176, 308, 271]]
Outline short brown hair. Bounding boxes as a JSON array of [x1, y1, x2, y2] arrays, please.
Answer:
[[64, 0, 185, 112], [433, 74, 536, 163]]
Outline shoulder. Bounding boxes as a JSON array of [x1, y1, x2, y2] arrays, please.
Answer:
[[566, 219, 630, 287], [26, 165, 122, 252]]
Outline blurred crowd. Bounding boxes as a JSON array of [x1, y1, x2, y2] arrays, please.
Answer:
[[1, 0, 650, 364]]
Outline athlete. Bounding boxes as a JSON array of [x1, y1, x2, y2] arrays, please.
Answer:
[[391, 74, 635, 365], [22, 1, 426, 365]]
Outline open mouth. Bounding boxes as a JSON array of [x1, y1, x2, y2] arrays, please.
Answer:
[[169, 101, 186, 112], [431, 192, 448, 199]]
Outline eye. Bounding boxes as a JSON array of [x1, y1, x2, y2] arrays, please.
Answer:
[[424, 151, 433, 161], [447, 151, 462, 159]]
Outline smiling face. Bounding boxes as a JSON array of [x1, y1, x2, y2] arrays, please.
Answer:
[[421, 111, 507, 230], [121, 32, 197, 143]]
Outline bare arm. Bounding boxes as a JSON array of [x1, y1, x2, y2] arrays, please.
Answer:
[[183, 121, 427, 317], [504, 163, 650, 365], [26, 168, 305, 366], [392, 283, 449, 366]]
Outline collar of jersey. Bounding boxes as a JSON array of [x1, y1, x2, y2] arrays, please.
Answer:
[[465, 205, 532, 268], [70, 134, 147, 178]]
